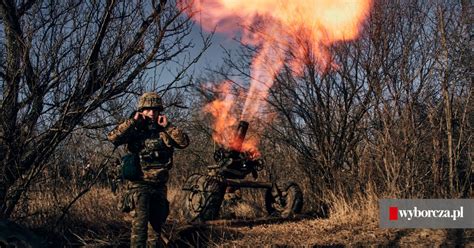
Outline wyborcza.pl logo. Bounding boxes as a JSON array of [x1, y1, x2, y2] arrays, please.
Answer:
[[380, 199, 473, 228], [388, 206, 464, 221]]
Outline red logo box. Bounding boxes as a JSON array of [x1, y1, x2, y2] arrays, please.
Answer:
[[389, 206, 398, 221]]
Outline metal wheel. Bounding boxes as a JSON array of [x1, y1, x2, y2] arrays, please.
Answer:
[[182, 174, 225, 222], [265, 181, 303, 218]]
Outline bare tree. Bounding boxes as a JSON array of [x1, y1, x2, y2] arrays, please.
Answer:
[[196, 0, 471, 204], [0, 0, 210, 219]]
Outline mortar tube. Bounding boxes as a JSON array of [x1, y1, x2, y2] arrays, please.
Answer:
[[230, 120, 249, 152]]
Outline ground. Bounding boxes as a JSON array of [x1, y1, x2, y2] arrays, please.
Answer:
[[166, 215, 474, 247], [7, 187, 473, 247]]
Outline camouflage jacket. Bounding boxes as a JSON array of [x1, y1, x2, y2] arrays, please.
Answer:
[[107, 117, 189, 184]]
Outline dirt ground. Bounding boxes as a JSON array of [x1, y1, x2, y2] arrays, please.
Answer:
[[167, 216, 474, 247], [3, 212, 472, 247], [5, 186, 472, 247]]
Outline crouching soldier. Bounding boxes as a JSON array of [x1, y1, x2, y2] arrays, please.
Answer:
[[108, 92, 189, 247]]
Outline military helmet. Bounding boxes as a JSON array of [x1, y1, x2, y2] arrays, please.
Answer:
[[137, 92, 163, 111]]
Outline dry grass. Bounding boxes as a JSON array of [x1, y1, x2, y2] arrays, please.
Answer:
[[15, 183, 231, 246], [12, 182, 473, 247], [15, 185, 129, 246], [213, 189, 473, 247], [212, 188, 381, 247]]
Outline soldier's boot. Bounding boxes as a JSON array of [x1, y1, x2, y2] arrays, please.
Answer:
[[130, 191, 150, 248]]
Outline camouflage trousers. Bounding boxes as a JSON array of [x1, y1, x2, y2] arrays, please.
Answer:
[[127, 183, 169, 248]]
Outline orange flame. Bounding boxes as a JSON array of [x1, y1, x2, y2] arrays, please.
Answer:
[[189, 0, 373, 152], [202, 82, 238, 147], [202, 81, 261, 152]]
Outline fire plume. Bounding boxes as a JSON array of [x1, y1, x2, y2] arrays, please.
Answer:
[[202, 82, 237, 148], [202, 82, 260, 152], [189, 0, 373, 152]]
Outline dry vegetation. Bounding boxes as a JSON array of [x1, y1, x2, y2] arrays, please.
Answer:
[[15, 182, 472, 246], [1, 0, 472, 247]]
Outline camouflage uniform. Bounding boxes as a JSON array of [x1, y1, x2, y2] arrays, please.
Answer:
[[108, 93, 189, 248]]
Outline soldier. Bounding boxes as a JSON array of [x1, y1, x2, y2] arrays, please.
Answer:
[[107, 92, 189, 247]]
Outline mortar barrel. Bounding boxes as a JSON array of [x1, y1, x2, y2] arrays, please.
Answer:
[[231, 120, 249, 151]]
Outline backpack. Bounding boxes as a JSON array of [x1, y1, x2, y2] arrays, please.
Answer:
[[121, 153, 143, 181]]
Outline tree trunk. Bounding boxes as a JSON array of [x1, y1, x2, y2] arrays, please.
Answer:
[[438, 8, 455, 196]]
